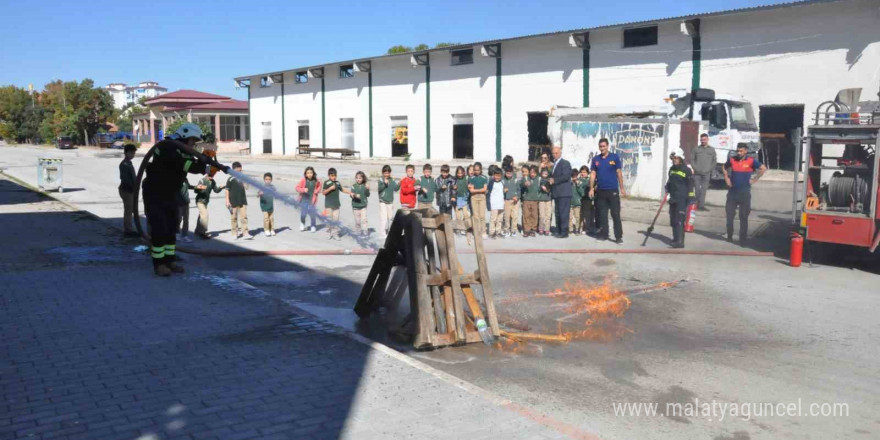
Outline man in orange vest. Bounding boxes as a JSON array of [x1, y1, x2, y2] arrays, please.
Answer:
[[722, 143, 766, 246]]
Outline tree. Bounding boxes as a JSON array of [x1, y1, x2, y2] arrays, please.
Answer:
[[115, 105, 145, 133], [387, 45, 413, 54], [434, 42, 460, 48], [166, 118, 214, 143], [413, 44, 429, 51], [39, 79, 115, 145], [0, 85, 42, 143]]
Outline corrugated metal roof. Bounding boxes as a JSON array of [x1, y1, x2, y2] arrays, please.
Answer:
[[233, 0, 838, 81]]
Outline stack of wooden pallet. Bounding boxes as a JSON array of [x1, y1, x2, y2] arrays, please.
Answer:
[[355, 209, 500, 350]]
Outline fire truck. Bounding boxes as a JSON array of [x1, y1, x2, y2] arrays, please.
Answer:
[[793, 88, 880, 253]]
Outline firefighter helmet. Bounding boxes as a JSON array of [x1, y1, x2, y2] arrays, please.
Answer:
[[171, 123, 203, 141]]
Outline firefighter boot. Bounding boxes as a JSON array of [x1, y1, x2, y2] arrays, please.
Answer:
[[166, 261, 185, 274], [154, 264, 172, 277]]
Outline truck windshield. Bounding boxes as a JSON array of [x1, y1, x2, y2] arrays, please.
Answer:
[[728, 102, 757, 131]]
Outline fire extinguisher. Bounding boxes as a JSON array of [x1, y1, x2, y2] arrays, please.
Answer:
[[790, 232, 804, 267], [684, 202, 697, 232]]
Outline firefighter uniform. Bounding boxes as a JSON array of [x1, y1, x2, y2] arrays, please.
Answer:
[[142, 139, 207, 273], [665, 162, 694, 248], [724, 155, 763, 244]]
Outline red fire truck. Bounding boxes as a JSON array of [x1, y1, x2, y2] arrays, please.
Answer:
[[793, 89, 880, 253]]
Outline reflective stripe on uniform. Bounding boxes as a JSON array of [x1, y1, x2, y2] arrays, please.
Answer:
[[164, 244, 176, 256], [670, 170, 687, 178], [183, 160, 193, 172], [151, 246, 165, 259]]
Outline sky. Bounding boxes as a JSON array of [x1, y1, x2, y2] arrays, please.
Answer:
[[0, 0, 797, 100]]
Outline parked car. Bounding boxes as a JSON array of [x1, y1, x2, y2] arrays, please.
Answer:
[[55, 136, 74, 149]]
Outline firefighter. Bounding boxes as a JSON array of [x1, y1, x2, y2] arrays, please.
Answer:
[[142, 123, 222, 276], [665, 153, 694, 248], [722, 143, 766, 246]]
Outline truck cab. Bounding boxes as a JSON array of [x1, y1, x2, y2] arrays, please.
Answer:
[[670, 89, 760, 179]]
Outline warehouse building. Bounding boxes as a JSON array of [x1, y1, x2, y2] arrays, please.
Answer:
[[235, 0, 880, 164]]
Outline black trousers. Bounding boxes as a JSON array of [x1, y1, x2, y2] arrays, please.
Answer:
[[554, 197, 571, 235], [144, 195, 178, 267], [726, 190, 751, 241], [579, 197, 594, 232], [669, 199, 687, 245], [595, 189, 623, 240]]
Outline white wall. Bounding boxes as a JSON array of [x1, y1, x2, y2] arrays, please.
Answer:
[[246, 0, 880, 161]]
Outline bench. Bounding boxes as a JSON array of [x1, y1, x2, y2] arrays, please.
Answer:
[[239, 145, 251, 155], [297, 146, 361, 160]]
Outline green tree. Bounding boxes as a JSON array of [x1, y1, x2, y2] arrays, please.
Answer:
[[387, 45, 413, 54], [0, 85, 46, 143], [115, 105, 145, 133], [413, 43, 429, 51], [39, 79, 115, 145], [166, 118, 214, 143]]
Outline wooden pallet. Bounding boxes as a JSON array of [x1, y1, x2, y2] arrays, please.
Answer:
[[354, 209, 499, 350]]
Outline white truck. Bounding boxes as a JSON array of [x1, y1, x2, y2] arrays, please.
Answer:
[[547, 88, 759, 199]]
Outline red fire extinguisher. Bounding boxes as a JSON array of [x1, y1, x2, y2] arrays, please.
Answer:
[[684, 202, 697, 232], [790, 232, 804, 267]]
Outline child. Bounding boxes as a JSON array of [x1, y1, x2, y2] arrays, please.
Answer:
[[435, 164, 456, 215], [501, 166, 519, 237], [347, 171, 370, 236], [377, 165, 398, 235], [193, 173, 224, 239], [453, 166, 470, 235], [177, 180, 194, 243], [226, 162, 251, 239], [400, 164, 417, 210], [258, 172, 276, 236], [295, 166, 321, 233], [570, 169, 583, 235], [467, 165, 474, 178], [118, 144, 138, 237], [487, 168, 505, 239], [537, 168, 553, 236], [577, 165, 593, 235], [468, 162, 488, 238], [322, 168, 342, 240], [521, 165, 541, 237], [517, 164, 529, 235], [417, 164, 436, 210]]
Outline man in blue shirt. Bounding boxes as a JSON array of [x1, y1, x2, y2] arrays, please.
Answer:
[[589, 138, 626, 243], [722, 143, 766, 246]]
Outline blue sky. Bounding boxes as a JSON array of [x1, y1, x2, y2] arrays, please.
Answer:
[[0, 0, 793, 100]]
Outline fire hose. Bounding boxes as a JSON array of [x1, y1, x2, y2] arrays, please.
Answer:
[[132, 141, 230, 240]]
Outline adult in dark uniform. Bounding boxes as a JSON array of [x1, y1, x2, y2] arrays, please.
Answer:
[[722, 143, 766, 246], [665, 153, 694, 248], [548, 146, 572, 238], [142, 123, 223, 276]]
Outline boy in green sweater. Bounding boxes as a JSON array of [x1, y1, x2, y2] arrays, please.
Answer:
[[345, 171, 371, 236], [570, 169, 584, 235], [322, 168, 343, 241], [501, 166, 520, 237], [578, 165, 595, 235], [258, 172, 276, 236], [377, 165, 398, 235], [417, 163, 436, 209], [225, 162, 251, 239], [521, 165, 541, 237], [537, 168, 553, 236]]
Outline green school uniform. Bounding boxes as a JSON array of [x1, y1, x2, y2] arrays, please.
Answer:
[[537, 178, 552, 202], [194, 177, 223, 205], [572, 179, 584, 207], [378, 177, 398, 204], [455, 177, 469, 200], [351, 183, 370, 210], [259, 184, 275, 212], [469, 175, 488, 193], [502, 176, 519, 201], [323, 180, 342, 209], [522, 176, 541, 201], [227, 177, 247, 207], [417, 176, 436, 203]]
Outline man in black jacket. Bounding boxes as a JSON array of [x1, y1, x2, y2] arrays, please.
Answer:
[[665, 153, 695, 248], [548, 146, 573, 238]]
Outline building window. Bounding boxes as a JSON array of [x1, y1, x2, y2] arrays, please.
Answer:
[[297, 120, 310, 148], [341, 118, 354, 150], [219, 115, 249, 141], [450, 49, 473, 66], [339, 65, 354, 79], [390, 116, 408, 157], [260, 76, 271, 87], [623, 26, 658, 48], [295, 71, 308, 84]]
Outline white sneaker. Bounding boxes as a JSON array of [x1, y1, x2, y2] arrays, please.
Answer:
[[300, 223, 306, 232], [244, 234, 253, 240], [511, 231, 517, 237], [270, 230, 276, 236], [233, 233, 240, 240], [310, 226, 316, 233]]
